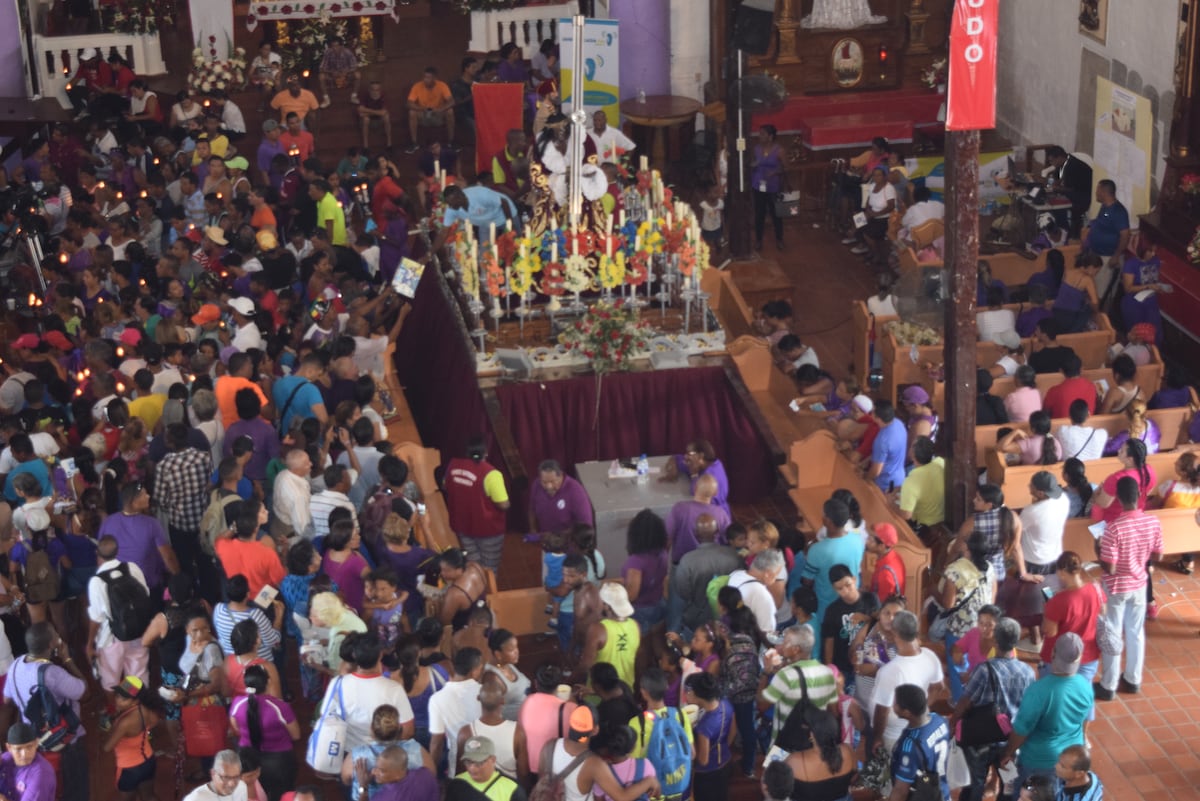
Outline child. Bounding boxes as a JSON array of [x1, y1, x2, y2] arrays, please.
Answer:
[[699, 182, 724, 248], [363, 566, 408, 649], [790, 585, 818, 640], [541, 529, 568, 628], [826, 665, 865, 747], [723, 522, 749, 557]]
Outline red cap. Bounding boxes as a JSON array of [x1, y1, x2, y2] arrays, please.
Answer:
[[42, 331, 74, 351], [873, 522, 898, 547]]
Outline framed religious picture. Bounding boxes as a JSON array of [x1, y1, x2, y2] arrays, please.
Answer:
[[832, 37, 864, 88], [1079, 0, 1107, 44]]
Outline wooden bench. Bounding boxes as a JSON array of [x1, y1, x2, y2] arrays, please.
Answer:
[[985, 445, 1200, 510], [850, 300, 898, 390], [896, 244, 1082, 287], [702, 268, 755, 340], [1062, 508, 1200, 560], [971, 407, 1194, 466], [786, 431, 931, 611]]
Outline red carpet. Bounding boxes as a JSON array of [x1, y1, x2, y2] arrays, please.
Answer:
[[753, 88, 945, 149]]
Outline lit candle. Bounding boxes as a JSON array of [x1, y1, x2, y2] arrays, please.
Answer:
[[619, 210, 626, 228], [640, 155, 648, 172], [505, 218, 513, 233], [489, 223, 496, 243]]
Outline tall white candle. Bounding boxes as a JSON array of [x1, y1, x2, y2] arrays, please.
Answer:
[[552, 243, 558, 262], [640, 155, 648, 172], [489, 223, 496, 243], [619, 210, 626, 228]]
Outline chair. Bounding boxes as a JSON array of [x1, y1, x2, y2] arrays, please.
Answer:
[[910, 218, 945, 250]]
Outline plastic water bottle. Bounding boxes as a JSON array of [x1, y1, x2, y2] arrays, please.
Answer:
[[636, 454, 649, 484]]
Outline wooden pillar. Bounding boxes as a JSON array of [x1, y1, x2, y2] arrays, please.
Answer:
[[942, 128, 980, 530]]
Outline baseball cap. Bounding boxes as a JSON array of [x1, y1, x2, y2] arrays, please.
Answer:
[[204, 225, 228, 246], [256, 229, 278, 251], [1031, 470, 1063, 499], [1051, 632, 1083, 675], [42, 331, 74, 351], [901, 385, 929, 405], [599, 583, 634, 618], [219, 345, 239, 365], [23, 507, 51, 532], [461, 736, 495, 763], [225, 156, 249, 171], [118, 328, 143, 347], [1129, 323, 1156, 344], [568, 705, 596, 739], [191, 304, 222, 325], [262, 118, 280, 133], [113, 675, 145, 699], [851, 394, 874, 415], [228, 297, 255, 316], [873, 522, 898, 548], [13, 333, 40, 349], [992, 329, 1021, 350], [80, 47, 98, 61]]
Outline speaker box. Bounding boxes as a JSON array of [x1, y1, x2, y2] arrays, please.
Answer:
[[732, 0, 776, 55]]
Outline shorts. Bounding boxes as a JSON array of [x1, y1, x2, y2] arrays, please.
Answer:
[[116, 758, 157, 791], [702, 227, 723, 245]]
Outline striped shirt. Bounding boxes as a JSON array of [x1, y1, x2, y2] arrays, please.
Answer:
[[309, 490, 356, 541], [761, 659, 837, 741], [213, 601, 280, 660], [1099, 510, 1163, 595]]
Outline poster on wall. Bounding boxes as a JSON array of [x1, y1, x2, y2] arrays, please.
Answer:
[[1079, 0, 1108, 45], [1092, 78, 1152, 222], [559, 18, 621, 127]]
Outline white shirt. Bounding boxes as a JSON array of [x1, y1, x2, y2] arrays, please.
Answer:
[[12, 497, 53, 541], [728, 570, 775, 635], [87, 559, 149, 648], [231, 321, 264, 352], [872, 648, 944, 748], [0, 433, 60, 472], [318, 672, 414, 753], [866, 294, 898, 317], [700, 199, 724, 231], [993, 354, 1022, 377], [273, 469, 313, 540], [976, 309, 1016, 343], [901, 200, 946, 230], [353, 335, 389, 380], [221, 100, 247, 134], [589, 126, 637, 164], [182, 782, 248, 801], [1018, 493, 1070, 566], [310, 489, 355, 541], [0, 372, 36, 414], [866, 183, 896, 213], [1055, 424, 1108, 461], [790, 347, 820, 372], [151, 365, 186, 396], [428, 679, 482, 767], [0, 627, 13, 678]]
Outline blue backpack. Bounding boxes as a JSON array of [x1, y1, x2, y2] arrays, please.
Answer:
[[644, 707, 692, 799]]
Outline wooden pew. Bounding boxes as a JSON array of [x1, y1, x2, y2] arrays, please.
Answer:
[[702, 268, 756, 340], [971, 407, 1195, 466], [850, 300, 898, 390], [786, 431, 931, 611], [985, 445, 1200, 510], [1062, 508, 1200, 560], [896, 244, 1083, 288]]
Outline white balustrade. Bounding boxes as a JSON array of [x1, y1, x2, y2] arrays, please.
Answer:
[[30, 32, 167, 108], [468, 1, 581, 54]]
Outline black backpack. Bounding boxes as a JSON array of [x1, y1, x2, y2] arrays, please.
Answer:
[[100, 563, 154, 643], [14, 660, 80, 752]]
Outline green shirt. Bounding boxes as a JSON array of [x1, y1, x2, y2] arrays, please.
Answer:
[[453, 772, 527, 801], [317, 192, 347, 245], [1011, 673, 1091, 770], [899, 457, 946, 526], [627, 706, 694, 759], [761, 659, 838, 741], [596, 617, 640, 689]]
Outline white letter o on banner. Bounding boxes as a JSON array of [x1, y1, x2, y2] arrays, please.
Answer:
[[965, 43, 984, 63]]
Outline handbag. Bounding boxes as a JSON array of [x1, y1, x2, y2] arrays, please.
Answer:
[[1093, 583, 1121, 656], [955, 662, 1013, 746], [928, 583, 981, 642], [774, 190, 801, 218], [181, 703, 228, 757], [306, 676, 348, 775], [946, 741, 971, 790]]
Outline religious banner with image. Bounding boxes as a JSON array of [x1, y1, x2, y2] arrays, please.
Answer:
[[559, 18, 620, 127], [945, 0, 998, 131], [245, 0, 401, 31]]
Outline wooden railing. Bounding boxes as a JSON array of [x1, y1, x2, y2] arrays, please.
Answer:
[[30, 32, 166, 107], [467, 1, 579, 53]]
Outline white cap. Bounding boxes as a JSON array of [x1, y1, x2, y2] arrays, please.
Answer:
[[228, 297, 256, 316], [852, 394, 874, 414]]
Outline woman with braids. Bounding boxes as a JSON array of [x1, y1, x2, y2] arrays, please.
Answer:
[[1061, 458, 1094, 518], [1103, 399, 1161, 456], [781, 707, 856, 801], [228, 664, 300, 801], [397, 633, 451, 750]]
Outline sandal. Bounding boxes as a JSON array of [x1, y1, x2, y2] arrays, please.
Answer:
[[1175, 557, 1194, 575]]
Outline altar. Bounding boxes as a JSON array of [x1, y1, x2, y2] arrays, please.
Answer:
[[575, 457, 692, 570]]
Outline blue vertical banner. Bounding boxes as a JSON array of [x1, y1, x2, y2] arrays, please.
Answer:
[[559, 18, 621, 126]]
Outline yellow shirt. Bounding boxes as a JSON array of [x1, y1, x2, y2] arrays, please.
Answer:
[[316, 192, 347, 246], [627, 706, 694, 759], [127, 394, 167, 431], [595, 617, 639, 689], [899, 457, 946, 526]]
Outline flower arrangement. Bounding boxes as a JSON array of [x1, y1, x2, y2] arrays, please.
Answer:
[[110, 0, 174, 35], [885, 320, 941, 347], [1187, 226, 1200, 264], [597, 251, 626, 289], [921, 57, 948, 90], [508, 241, 542, 297], [280, 15, 368, 75], [558, 302, 653, 374], [1180, 173, 1200, 196], [562, 253, 593, 294], [189, 47, 248, 94]]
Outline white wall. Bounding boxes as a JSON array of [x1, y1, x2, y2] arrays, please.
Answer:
[[996, 0, 1178, 190], [669, 0, 709, 104]]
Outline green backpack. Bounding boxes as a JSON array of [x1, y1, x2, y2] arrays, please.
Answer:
[[705, 574, 731, 617]]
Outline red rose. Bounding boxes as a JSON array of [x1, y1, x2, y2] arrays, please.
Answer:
[[610, 330, 619, 340], [584, 350, 594, 359], [352, 0, 363, 8], [280, 4, 291, 12], [375, 0, 386, 8], [247, 13, 257, 22], [209, 35, 216, 42], [303, 3, 315, 12], [331, 2, 341, 9], [258, 5, 268, 14]]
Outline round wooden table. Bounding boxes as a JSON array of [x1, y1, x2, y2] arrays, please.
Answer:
[[620, 94, 703, 171]]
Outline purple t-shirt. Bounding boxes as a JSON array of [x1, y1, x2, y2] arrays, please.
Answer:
[[229, 693, 297, 752], [665, 499, 731, 563], [529, 475, 594, 534], [96, 512, 170, 588], [374, 767, 439, 801], [224, 417, 281, 481], [9, 539, 68, 570], [322, 552, 369, 614], [3, 656, 87, 739], [0, 752, 57, 801], [671, 456, 731, 517], [693, 698, 735, 772], [621, 551, 668, 608]]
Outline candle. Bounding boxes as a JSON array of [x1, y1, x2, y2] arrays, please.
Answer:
[[441, 171, 447, 190], [666, 211, 673, 229], [506, 218, 513, 232], [635, 235, 641, 251], [552, 243, 558, 262], [640, 156, 648, 172], [619, 210, 626, 228], [489, 223, 496, 243], [606, 215, 614, 237]]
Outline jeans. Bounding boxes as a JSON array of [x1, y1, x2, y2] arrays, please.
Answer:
[[1100, 589, 1147, 690], [753, 190, 783, 246], [632, 600, 666, 633], [733, 699, 757, 775], [60, 737, 90, 801], [557, 611, 575, 655], [960, 742, 1006, 801]]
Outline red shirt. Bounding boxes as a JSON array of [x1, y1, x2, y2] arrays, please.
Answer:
[[870, 549, 906, 600], [279, 130, 315, 163], [1042, 376, 1097, 419], [371, 175, 404, 226], [1040, 582, 1104, 664], [257, 289, 283, 328], [443, 457, 507, 538], [855, 417, 882, 460]]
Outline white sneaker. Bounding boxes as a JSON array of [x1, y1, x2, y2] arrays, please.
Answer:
[[850, 245, 869, 255], [840, 236, 857, 245], [350, 93, 359, 105], [320, 95, 331, 109]]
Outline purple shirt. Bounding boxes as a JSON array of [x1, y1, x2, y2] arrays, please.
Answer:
[[672, 456, 731, 517], [224, 417, 281, 481], [96, 512, 170, 588], [3, 656, 87, 739], [529, 475, 594, 534], [0, 752, 56, 801], [621, 551, 668, 607], [229, 693, 297, 752], [665, 499, 731, 563], [257, 139, 286, 176], [374, 767, 439, 801]]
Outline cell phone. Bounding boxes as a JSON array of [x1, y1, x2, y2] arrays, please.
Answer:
[[1041, 586, 1055, 601]]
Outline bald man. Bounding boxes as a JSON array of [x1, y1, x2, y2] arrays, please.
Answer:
[[454, 673, 529, 784], [665, 473, 732, 564], [667, 511, 742, 637], [353, 744, 437, 801]]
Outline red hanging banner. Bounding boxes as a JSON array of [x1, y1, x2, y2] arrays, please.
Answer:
[[946, 0, 999, 131]]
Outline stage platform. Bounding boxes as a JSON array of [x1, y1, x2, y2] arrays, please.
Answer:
[[753, 88, 945, 149]]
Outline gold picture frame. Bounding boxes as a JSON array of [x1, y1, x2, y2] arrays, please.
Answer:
[[832, 37, 865, 89], [1079, 0, 1107, 45]]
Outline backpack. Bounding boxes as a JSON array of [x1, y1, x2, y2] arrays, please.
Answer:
[[200, 489, 242, 555], [705, 574, 731, 617], [530, 740, 589, 801], [99, 563, 154, 643], [644, 707, 692, 799], [607, 759, 650, 801], [24, 549, 61, 605], [721, 632, 761, 704], [13, 661, 80, 752]]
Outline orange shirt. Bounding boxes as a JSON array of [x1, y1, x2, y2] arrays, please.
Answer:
[[279, 130, 314, 163], [215, 375, 269, 428], [408, 79, 452, 110], [214, 537, 286, 598], [270, 88, 320, 122], [251, 204, 277, 231]]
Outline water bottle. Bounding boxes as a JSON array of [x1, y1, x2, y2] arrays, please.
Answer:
[[638, 88, 646, 104], [636, 453, 649, 484]]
